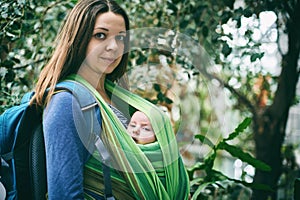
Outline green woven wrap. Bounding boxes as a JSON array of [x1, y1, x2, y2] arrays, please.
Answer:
[[67, 74, 190, 200]]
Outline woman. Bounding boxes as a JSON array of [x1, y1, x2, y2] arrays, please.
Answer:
[[31, 0, 190, 199]]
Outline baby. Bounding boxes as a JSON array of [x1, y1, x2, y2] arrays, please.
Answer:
[[127, 111, 165, 185], [127, 111, 156, 144]]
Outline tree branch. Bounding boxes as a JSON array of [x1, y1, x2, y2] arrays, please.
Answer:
[[198, 68, 257, 116], [12, 58, 47, 70], [268, 0, 300, 119]]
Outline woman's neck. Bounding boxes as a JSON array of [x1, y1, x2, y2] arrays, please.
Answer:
[[77, 68, 112, 104], [94, 78, 112, 104]]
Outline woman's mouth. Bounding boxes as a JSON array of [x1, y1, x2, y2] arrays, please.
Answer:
[[101, 57, 116, 63]]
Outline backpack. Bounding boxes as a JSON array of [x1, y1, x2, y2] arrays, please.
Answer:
[[0, 80, 114, 200]]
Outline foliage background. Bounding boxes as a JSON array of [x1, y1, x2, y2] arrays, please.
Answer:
[[1, 0, 299, 199]]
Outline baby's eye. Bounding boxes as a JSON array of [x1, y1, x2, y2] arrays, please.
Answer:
[[142, 127, 151, 131], [116, 35, 126, 42], [94, 32, 106, 39], [129, 124, 136, 128]]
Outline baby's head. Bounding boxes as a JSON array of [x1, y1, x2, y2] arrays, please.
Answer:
[[127, 111, 156, 144]]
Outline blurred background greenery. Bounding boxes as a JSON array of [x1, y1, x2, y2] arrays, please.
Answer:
[[1, 0, 299, 199]]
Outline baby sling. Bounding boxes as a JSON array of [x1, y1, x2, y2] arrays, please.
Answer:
[[67, 74, 190, 200]]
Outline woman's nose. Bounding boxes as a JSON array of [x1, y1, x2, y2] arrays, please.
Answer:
[[106, 37, 118, 51]]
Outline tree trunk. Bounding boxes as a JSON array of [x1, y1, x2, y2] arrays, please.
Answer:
[[251, 111, 286, 200], [251, 1, 300, 198]]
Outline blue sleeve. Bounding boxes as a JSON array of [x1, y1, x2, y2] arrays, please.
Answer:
[[43, 92, 93, 199]]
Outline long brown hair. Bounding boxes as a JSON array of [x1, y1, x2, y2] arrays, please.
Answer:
[[31, 0, 130, 106]]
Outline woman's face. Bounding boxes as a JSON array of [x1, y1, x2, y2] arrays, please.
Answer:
[[83, 12, 126, 78], [127, 111, 156, 145]]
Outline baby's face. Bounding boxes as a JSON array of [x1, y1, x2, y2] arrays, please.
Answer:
[[127, 111, 156, 144]]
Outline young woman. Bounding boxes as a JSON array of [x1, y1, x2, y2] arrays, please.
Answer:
[[31, 0, 190, 199]]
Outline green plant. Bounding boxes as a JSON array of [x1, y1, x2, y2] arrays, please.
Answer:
[[188, 117, 272, 199]]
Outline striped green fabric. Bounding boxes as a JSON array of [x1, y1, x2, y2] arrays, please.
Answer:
[[84, 151, 135, 200], [67, 74, 190, 200], [137, 142, 165, 183]]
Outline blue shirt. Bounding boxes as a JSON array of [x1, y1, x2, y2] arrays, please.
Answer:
[[43, 91, 99, 199]]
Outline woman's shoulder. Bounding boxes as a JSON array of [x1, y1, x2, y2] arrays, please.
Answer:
[[44, 91, 80, 116]]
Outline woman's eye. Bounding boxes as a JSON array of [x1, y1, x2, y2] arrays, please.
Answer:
[[94, 33, 106, 39], [116, 35, 126, 42]]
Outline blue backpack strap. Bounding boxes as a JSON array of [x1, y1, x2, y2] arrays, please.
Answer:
[[20, 92, 34, 104], [56, 80, 115, 200], [56, 80, 100, 151], [56, 81, 98, 109]]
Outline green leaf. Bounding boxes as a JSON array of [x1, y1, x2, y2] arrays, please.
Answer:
[[203, 152, 217, 171], [195, 134, 215, 148], [164, 97, 173, 104], [153, 83, 161, 92], [235, 117, 252, 132], [192, 71, 200, 76], [191, 182, 212, 200], [187, 162, 206, 180], [224, 117, 251, 141], [250, 52, 265, 62], [202, 26, 209, 37], [167, 1, 178, 15], [157, 92, 164, 101], [180, 19, 189, 29], [210, 169, 229, 181], [222, 42, 232, 57], [187, 162, 206, 172], [5, 69, 16, 82], [224, 131, 239, 142], [219, 142, 271, 171], [224, 0, 234, 9], [190, 177, 205, 187], [2, 60, 15, 68], [221, 11, 232, 24], [136, 54, 147, 65], [243, 8, 252, 18]]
